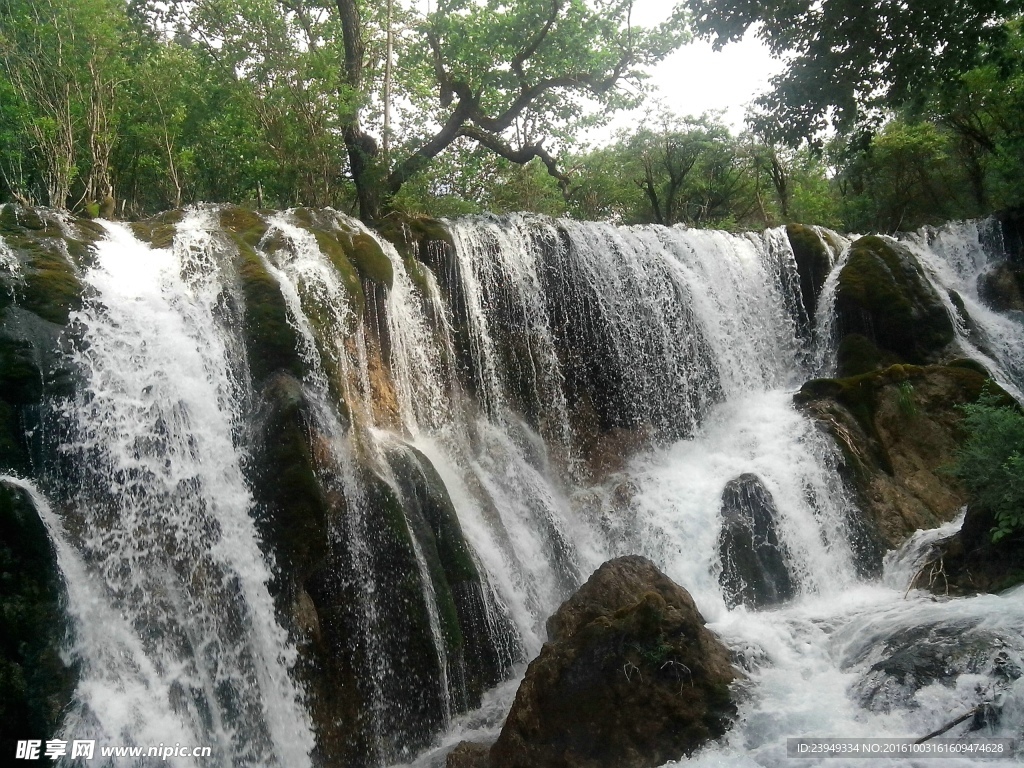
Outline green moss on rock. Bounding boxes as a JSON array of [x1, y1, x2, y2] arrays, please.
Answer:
[[786, 223, 832, 320], [220, 206, 269, 247], [346, 232, 393, 288], [835, 235, 954, 364], [129, 210, 185, 250], [231, 236, 304, 383], [836, 333, 894, 378], [310, 230, 366, 319]]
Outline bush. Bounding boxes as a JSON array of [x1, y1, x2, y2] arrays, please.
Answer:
[[952, 389, 1024, 542]]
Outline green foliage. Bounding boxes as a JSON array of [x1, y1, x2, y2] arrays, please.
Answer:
[[896, 381, 918, 419], [952, 390, 1024, 542], [833, 119, 973, 233], [568, 111, 841, 228], [693, 0, 1024, 144]]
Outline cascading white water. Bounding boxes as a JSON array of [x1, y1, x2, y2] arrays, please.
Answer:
[[50, 214, 313, 766], [389, 215, 1024, 768], [0, 232, 19, 277], [900, 220, 1024, 399], [11, 205, 1024, 768]]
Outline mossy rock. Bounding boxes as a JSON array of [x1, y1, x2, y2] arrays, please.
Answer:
[[836, 333, 897, 378], [978, 261, 1024, 313], [835, 235, 954, 364], [946, 357, 992, 377], [307, 230, 366, 320], [9, 237, 83, 327], [230, 236, 304, 384], [0, 204, 45, 234], [796, 363, 1007, 557], [0, 482, 77, 759], [129, 209, 185, 250], [786, 223, 833, 321], [341, 231, 393, 288], [249, 372, 329, 583], [0, 336, 44, 406], [376, 214, 454, 261], [493, 557, 738, 768], [220, 206, 269, 247]]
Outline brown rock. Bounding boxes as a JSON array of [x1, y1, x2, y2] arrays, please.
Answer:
[[796, 363, 997, 562], [447, 742, 491, 768], [491, 556, 738, 768]]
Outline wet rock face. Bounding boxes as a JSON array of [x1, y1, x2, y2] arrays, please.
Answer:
[[915, 504, 1024, 596], [795, 363, 997, 566], [978, 261, 1024, 314], [718, 474, 795, 609], [491, 556, 738, 768], [0, 483, 77, 759], [835, 236, 954, 366], [786, 223, 834, 324]]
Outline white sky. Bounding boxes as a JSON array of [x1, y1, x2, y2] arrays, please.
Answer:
[[607, 1, 787, 136]]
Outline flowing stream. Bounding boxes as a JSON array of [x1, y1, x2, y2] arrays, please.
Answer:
[[4, 209, 1023, 766]]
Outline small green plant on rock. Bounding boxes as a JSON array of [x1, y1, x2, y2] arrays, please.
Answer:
[[952, 389, 1024, 542], [896, 380, 918, 418]]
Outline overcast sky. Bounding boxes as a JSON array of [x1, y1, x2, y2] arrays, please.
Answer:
[[614, 2, 786, 133]]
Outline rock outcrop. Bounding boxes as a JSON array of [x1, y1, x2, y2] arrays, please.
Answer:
[[796, 363, 997, 568], [914, 504, 1024, 596], [718, 474, 795, 609], [0, 482, 76, 758], [834, 235, 954, 374], [489, 556, 738, 768], [786, 223, 840, 323]]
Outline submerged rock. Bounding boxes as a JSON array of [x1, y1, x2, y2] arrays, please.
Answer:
[[490, 556, 738, 768], [846, 619, 1024, 713], [718, 474, 795, 609]]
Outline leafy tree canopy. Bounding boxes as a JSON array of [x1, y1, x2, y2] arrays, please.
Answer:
[[691, 0, 1024, 143]]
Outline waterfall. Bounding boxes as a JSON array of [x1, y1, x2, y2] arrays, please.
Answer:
[[42, 214, 314, 765], [3, 205, 1022, 768], [900, 219, 1024, 399]]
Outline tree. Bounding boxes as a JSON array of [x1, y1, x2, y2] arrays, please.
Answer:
[[335, 0, 689, 222], [0, 0, 129, 208], [692, 0, 1024, 143]]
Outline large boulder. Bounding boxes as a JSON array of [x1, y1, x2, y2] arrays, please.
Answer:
[[835, 236, 955, 370], [795, 363, 996, 568], [490, 556, 738, 768], [718, 474, 795, 609], [786, 223, 839, 323], [978, 261, 1024, 314]]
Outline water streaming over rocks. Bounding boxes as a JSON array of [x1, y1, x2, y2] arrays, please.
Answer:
[[1, 205, 1022, 767]]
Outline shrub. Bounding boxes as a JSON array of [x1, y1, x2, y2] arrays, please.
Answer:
[[952, 389, 1024, 542]]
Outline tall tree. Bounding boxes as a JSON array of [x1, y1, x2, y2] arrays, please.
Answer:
[[336, 0, 689, 222], [0, 0, 129, 208]]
